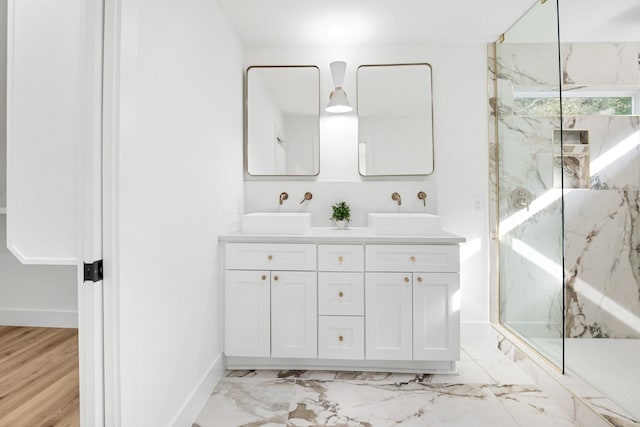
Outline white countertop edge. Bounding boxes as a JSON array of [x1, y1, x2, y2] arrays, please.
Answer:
[[219, 227, 465, 244]]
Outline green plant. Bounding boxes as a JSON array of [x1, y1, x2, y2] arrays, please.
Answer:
[[330, 201, 351, 222]]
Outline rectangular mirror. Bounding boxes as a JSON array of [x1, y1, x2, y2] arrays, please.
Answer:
[[357, 64, 434, 176], [246, 66, 320, 176]]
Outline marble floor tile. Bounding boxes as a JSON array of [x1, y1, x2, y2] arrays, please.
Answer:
[[462, 340, 512, 360], [475, 357, 536, 385], [488, 384, 578, 427], [226, 369, 310, 379], [299, 362, 495, 386], [194, 377, 295, 427], [287, 380, 521, 427], [296, 370, 341, 381], [198, 346, 578, 426], [427, 359, 496, 384]]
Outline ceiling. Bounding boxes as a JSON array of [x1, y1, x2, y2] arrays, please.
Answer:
[[559, 0, 640, 42], [216, 0, 535, 46], [216, 0, 640, 47]]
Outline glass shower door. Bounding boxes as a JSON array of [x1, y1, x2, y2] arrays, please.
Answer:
[[495, 0, 564, 367]]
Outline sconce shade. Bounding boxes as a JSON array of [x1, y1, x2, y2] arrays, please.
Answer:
[[326, 87, 353, 113], [329, 61, 347, 87], [325, 61, 353, 113]]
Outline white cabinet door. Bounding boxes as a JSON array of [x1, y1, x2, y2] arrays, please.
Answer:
[[7, 0, 103, 264], [271, 271, 317, 358], [225, 270, 271, 357], [365, 272, 412, 360], [413, 273, 460, 360]]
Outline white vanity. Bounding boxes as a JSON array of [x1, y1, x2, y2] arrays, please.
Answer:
[[220, 228, 464, 373]]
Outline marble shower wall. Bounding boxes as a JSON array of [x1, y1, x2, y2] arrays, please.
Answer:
[[492, 42, 640, 339]]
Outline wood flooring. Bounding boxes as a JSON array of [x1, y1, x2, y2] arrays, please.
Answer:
[[0, 326, 79, 427]]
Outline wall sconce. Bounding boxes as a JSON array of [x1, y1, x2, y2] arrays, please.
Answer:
[[325, 61, 353, 113]]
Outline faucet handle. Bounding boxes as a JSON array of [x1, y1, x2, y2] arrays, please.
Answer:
[[391, 192, 402, 206], [279, 192, 289, 205], [299, 192, 313, 204], [417, 191, 427, 207]]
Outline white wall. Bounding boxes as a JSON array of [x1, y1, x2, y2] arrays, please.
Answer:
[[105, 0, 244, 425], [0, 216, 77, 326], [244, 45, 491, 339]]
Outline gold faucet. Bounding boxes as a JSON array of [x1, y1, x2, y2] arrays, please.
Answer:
[[299, 192, 313, 204], [391, 192, 402, 206], [279, 192, 289, 205], [417, 191, 427, 207]]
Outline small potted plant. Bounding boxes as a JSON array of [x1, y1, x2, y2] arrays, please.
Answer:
[[330, 201, 351, 229]]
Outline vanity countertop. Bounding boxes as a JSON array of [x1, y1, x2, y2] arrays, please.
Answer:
[[219, 227, 465, 244]]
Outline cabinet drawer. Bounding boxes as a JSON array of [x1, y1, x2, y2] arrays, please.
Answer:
[[318, 272, 364, 316], [318, 316, 364, 360], [366, 245, 459, 272], [318, 245, 364, 272], [225, 243, 316, 271]]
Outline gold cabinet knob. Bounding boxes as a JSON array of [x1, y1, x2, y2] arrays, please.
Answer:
[[273, 275, 279, 281], [338, 256, 344, 262], [261, 275, 267, 281], [338, 335, 344, 342], [267, 255, 273, 260], [338, 291, 344, 298], [410, 256, 416, 262], [404, 277, 410, 283], [417, 277, 423, 283]]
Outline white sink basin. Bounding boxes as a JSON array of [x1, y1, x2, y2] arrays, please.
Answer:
[[242, 212, 312, 234], [368, 213, 442, 236]]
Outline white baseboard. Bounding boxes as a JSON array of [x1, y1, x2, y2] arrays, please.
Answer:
[[171, 352, 225, 427], [461, 321, 492, 341], [0, 309, 78, 328]]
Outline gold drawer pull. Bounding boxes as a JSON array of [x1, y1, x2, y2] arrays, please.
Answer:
[[404, 277, 410, 283], [410, 256, 416, 262], [338, 256, 344, 262], [267, 255, 273, 260], [273, 275, 279, 281], [261, 275, 267, 281], [417, 277, 423, 283], [338, 335, 344, 342], [338, 291, 344, 298]]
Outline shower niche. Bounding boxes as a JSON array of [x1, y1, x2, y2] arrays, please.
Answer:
[[552, 129, 590, 189]]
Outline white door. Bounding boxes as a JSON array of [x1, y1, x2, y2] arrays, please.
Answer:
[[413, 273, 460, 360], [224, 270, 271, 357], [365, 272, 412, 360], [6, 0, 105, 425], [271, 271, 317, 358]]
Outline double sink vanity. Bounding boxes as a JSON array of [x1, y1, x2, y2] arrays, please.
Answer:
[[233, 60, 460, 373], [220, 212, 464, 373]]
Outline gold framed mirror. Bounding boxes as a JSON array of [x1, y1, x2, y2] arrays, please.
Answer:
[[357, 63, 434, 176], [245, 65, 320, 176]]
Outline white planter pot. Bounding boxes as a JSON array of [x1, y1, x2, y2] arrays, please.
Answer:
[[334, 220, 348, 229]]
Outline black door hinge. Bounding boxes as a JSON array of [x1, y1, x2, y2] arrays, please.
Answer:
[[84, 260, 104, 282]]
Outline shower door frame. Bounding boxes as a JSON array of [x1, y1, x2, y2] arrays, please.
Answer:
[[489, 0, 566, 374]]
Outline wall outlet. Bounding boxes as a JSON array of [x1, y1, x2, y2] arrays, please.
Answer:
[[472, 196, 482, 214]]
